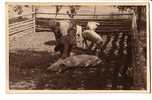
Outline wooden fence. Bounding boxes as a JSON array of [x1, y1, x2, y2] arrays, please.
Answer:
[[35, 12, 133, 34], [8, 7, 36, 36], [8, 9, 134, 36]]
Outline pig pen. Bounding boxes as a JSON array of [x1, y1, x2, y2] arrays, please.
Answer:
[[9, 20, 134, 90]]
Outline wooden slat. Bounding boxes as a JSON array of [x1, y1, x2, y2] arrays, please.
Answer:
[[9, 23, 34, 32], [16, 28, 34, 35], [9, 12, 35, 19], [9, 21, 34, 29], [9, 18, 34, 27], [36, 17, 131, 20], [36, 18, 132, 26], [9, 25, 34, 35], [36, 12, 133, 17], [9, 27, 34, 36], [36, 22, 131, 28], [36, 17, 131, 21], [35, 27, 131, 33], [9, 26, 34, 34], [96, 29, 131, 33], [36, 27, 51, 31], [35, 16, 132, 33]]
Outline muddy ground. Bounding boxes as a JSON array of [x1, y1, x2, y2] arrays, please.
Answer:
[[9, 32, 136, 90]]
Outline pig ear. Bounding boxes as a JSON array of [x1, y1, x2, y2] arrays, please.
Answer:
[[96, 22, 100, 25]]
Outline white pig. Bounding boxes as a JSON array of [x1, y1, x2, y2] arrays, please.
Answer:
[[47, 54, 102, 72]]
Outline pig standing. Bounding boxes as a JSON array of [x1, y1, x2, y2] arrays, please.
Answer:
[[53, 20, 77, 59], [82, 22, 103, 53]]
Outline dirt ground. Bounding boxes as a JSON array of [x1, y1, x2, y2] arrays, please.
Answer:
[[9, 31, 136, 90]]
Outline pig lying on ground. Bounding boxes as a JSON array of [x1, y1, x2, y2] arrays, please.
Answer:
[[47, 54, 102, 72]]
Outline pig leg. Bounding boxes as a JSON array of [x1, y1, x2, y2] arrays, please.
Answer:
[[59, 44, 64, 56], [83, 39, 91, 49], [67, 44, 73, 56], [61, 43, 70, 59], [96, 42, 104, 57], [54, 43, 64, 56]]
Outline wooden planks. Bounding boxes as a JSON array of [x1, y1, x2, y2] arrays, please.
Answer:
[[35, 18, 132, 33], [9, 19, 35, 36]]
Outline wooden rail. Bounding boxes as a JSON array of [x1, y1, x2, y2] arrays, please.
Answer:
[[9, 9, 36, 36], [35, 11, 133, 33], [36, 12, 133, 17], [9, 12, 35, 19], [35, 17, 133, 33]]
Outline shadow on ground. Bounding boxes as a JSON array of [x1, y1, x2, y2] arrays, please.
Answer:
[[44, 40, 56, 46], [9, 48, 133, 90], [9, 32, 136, 90], [9, 49, 113, 90], [9, 50, 59, 90]]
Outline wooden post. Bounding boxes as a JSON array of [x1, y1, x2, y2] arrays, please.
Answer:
[[94, 6, 97, 19], [32, 5, 36, 33], [131, 12, 138, 89], [132, 11, 146, 89]]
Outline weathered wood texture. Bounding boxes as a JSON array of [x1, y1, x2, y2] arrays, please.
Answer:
[[35, 18, 132, 33], [8, 11, 35, 36]]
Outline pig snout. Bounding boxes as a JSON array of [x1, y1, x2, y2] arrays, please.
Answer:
[[47, 59, 64, 72]]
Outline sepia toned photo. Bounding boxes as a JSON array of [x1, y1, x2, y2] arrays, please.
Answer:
[[6, 2, 150, 93]]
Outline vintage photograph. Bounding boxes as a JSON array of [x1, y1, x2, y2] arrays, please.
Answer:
[[6, 2, 150, 92]]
